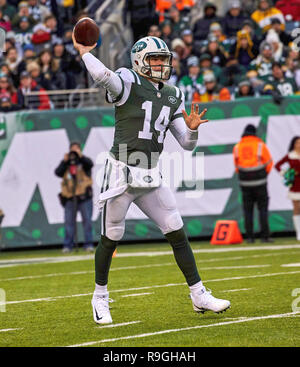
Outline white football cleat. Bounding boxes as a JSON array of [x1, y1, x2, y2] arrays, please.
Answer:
[[190, 287, 230, 314], [91, 292, 113, 324]]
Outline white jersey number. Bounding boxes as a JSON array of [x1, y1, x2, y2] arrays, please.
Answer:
[[138, 101, 170, 143]]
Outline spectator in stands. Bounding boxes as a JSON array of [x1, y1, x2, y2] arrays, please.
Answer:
[[265, 28, 284, 61], [246, 69, 265, 94], [0, 0, 16, 20], [147, 24, 162, 38], [275, 0, 300, 22], [156, 0, 195, 22], [233, 124, 274, 243], [251, 0, 285, 34], [198, 53, 222, 82], [0, 94, 21, 112], [209, 22, 227, 43], [223, 0, 248, 38], [283, 48, 300, 88], [202, 35, 228, 67], [249, 41, 274, 80], [16, 70, 51, 110], [167, 51, 181, 86], [275, 136, 300, 242], [219, 55, 247, 87], [52, 39, 83, 89], [0, 63, 11, 80], [181, 28, 200, 57], [0, 73, 17, 100], [13, 17, 34, 50], [193, 1, 223, 41], [27, 0, 51, 23], [171, 37, 190, 76], [234, 78, 256, 98], [31, 23, 51, 53], [264, 61, 299, 96], [11, 1, 37, 30], [26, 60, 44, 86], [178, 55, 204, 103], [268, 18, 292, 46], [230, 29, 258, 68], [55, 141, 94, 253], [123, 0, 158, 42], [4, 46, 22, 85], [160, 20, 173, 48], [168, 5, 189, 39], [44, 14, 59, 43], [241, 19, 261, 48], [17, 44, 37, 76], [63, 25, 77, 57], [0, 8, 11, 32], [198, 71, 231, 102], [38, 48, 67, 90]]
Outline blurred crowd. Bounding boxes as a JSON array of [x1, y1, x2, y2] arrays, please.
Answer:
[[0, 0, 90, 111], [125, 0, 300, 103], [1, 0, 300, 112]]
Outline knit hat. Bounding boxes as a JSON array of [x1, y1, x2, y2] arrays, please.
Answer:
[[242, 124, 256, 136]]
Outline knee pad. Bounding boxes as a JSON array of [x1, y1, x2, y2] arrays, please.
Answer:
[[105, 225, 125, 241], [162, 211, 183, 234]]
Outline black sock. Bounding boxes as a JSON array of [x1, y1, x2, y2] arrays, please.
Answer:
[[165, 228, 201, 286], [95, 235, 118, 285]]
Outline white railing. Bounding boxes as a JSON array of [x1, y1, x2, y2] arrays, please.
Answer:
[[23, 87, 106, 109]]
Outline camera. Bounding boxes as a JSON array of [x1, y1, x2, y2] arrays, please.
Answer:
[[68, 151, 80, 165]]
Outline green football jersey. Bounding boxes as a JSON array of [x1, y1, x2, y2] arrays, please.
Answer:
[[265, 75, 298, 96], [109, 68, 184, 168]]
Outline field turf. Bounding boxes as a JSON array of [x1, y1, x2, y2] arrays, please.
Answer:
[[0, 238, 300, 347]]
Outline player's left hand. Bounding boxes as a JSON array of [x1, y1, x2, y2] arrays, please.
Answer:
[[182, 104, 208, 130]]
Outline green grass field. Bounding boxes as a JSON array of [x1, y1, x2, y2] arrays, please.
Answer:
[[0, 238, 300, 347]]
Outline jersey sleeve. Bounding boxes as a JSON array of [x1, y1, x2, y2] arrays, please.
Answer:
[[106, 68, 135, 106], [81, 52, 123, 100]]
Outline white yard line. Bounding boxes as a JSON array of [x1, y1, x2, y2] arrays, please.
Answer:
[[67, 311, 300, 347], [96, 321, 141, 328], [0, 262, 272, 282], [281, 263, 300, 267], [121, 292, 153, 298], [201, 265, 270, 270], [0, 328, 22, 332], [1, 244, 300, 268], [5, 270, 300, 305], [221, 288, 251, 293]]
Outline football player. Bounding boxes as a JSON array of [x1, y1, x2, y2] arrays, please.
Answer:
[[72, 33, 230, 324]]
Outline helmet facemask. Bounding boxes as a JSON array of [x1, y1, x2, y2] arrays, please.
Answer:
[[131, 37, 173, 81], [141, 52, 173, 81]]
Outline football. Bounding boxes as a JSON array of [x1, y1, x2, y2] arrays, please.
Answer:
[[73, 17, 100, 46]]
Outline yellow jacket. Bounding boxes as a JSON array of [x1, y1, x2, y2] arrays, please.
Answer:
[[251, 7, 285, 33]]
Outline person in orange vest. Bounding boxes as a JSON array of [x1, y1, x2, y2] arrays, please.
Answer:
[[156, 0, 195, 22], [233, 124, 274, 243]]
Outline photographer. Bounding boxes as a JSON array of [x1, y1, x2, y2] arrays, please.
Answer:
[[55, 141, 94, 253]]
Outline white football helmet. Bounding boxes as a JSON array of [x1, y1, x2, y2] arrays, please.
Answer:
[[131, 36, 173, 81]]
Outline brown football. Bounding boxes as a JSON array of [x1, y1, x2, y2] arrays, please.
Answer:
[[74, 17, 100, 46]]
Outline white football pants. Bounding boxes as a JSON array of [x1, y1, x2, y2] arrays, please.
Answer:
[[101, 185, 184, 241]]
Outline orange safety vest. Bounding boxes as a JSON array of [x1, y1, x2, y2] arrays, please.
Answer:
[[233, 135, 273, 187], [156, 0, 195, 21]]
